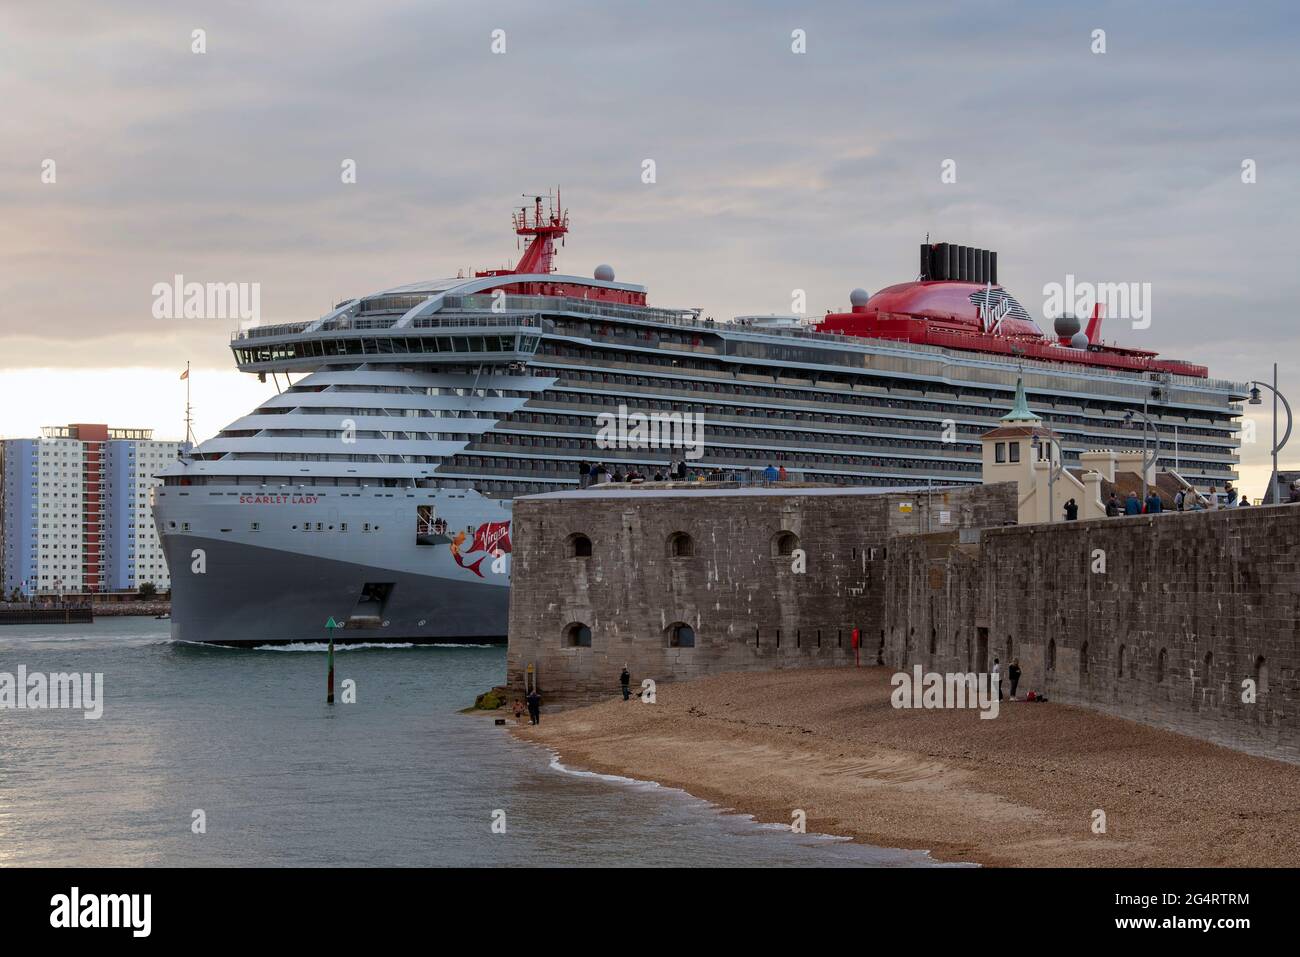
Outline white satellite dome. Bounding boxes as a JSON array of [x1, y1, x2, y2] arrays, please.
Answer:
[[1070, 332, 1090, 349], [594, 264, 615, 282], [849, 288, 871, 307]]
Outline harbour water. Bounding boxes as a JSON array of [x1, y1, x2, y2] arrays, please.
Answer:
[[0, 618, 949, 867]]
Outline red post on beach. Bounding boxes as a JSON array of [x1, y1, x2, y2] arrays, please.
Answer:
[[851, 627, 860, 667]]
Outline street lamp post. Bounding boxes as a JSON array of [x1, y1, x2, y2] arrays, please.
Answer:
[[1248, 363, 1293, 504], [1123, 406, 1159, 502]]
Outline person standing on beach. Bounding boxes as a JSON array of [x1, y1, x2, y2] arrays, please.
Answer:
[[620, 666, 631, 701], [992, 657, 1002, 701], [1008, 658, 1021, 700], [526, 688, 541, 725], [512, 697, 525, 724]]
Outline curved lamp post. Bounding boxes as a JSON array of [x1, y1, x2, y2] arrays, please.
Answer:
[[1248, 363, 1293, 504], [1123, 406, 1159, 502]]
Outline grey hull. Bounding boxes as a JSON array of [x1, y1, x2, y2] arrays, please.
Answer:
[[163, 533, 508, 647]]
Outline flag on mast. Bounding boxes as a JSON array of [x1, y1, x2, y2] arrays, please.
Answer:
[[180, 368, 189, 380]]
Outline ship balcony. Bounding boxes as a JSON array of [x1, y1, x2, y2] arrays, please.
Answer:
[[230, 315, 544, 373]]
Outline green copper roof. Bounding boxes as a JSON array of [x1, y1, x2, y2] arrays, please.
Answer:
[[1000, 377, 1041, 423]]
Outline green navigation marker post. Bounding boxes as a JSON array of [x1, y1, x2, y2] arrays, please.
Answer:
[[325, 616, 341, 704]]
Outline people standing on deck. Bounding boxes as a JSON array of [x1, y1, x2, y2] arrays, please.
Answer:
[[1064, 499, 1078, 521], [992, 657, 1003, 700], [578, 460, 591, 488], [1174, 488, 1185, 511], [763, 463, 779, 484], [620, 666, 631, 701], [1225, 482, 1238, 507], [526, 688, 541, 725], [1105, 493, 1120, 517], [1205, 485, 1220, 510], [1008, 658, 1022, 700], [1145, 490, 1163, 514], [1124, 491, 1142, 515]]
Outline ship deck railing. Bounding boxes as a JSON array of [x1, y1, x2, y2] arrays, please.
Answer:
[[230, 294, 1246, 396]]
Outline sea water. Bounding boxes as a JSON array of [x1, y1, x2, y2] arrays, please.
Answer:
[[0, 618, 953, 867]]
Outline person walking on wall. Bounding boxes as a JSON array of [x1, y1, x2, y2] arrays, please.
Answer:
[[1105, 493, 1120, 517], [620, 665, 631, 701], [1124, 491, 1142, 515], [526, 688, 541, 725], [1145, 489, 1163, 514], [1008, 658, 1022, 700], [1064, 498, 1078, 521], [992, 657, 1003, 701]]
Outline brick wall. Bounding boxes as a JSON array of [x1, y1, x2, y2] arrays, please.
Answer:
[[506, 482, 1016, 703], [883, 505, 1300, 762]]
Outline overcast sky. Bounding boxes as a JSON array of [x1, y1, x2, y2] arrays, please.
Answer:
[[2, 1, 1297, 493]]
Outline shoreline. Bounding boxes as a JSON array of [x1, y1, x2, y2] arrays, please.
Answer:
[[511, 667, 1300, 867]]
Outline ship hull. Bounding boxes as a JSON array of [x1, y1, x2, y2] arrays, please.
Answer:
[[161, 532, 508, 646], [154, 487, 512, 646]]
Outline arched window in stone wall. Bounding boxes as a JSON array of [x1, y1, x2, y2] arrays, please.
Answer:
[[1256, 656, 1269, 696], [1046, 638, 1057, 672], [1157, 647, 1168, 683], [771, 530, 799, 557], [667, 531, 695, 558], [564, 622, 592, 647], [567, 533, 592, 558], [667, 622, 696, 648], [1117, 644, 1126, 678]]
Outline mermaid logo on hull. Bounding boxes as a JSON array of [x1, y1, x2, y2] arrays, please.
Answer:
[[450, 521, 512, 577]]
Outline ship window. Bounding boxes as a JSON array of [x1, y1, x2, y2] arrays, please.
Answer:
[[995, 442, 1006, 463], [250, 522, 260, 532]]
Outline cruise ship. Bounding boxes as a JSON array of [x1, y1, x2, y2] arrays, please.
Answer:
[[154, 194, 1246, 645]]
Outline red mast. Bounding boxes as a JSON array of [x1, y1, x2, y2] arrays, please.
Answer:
[[511, 190, 568, 274]]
